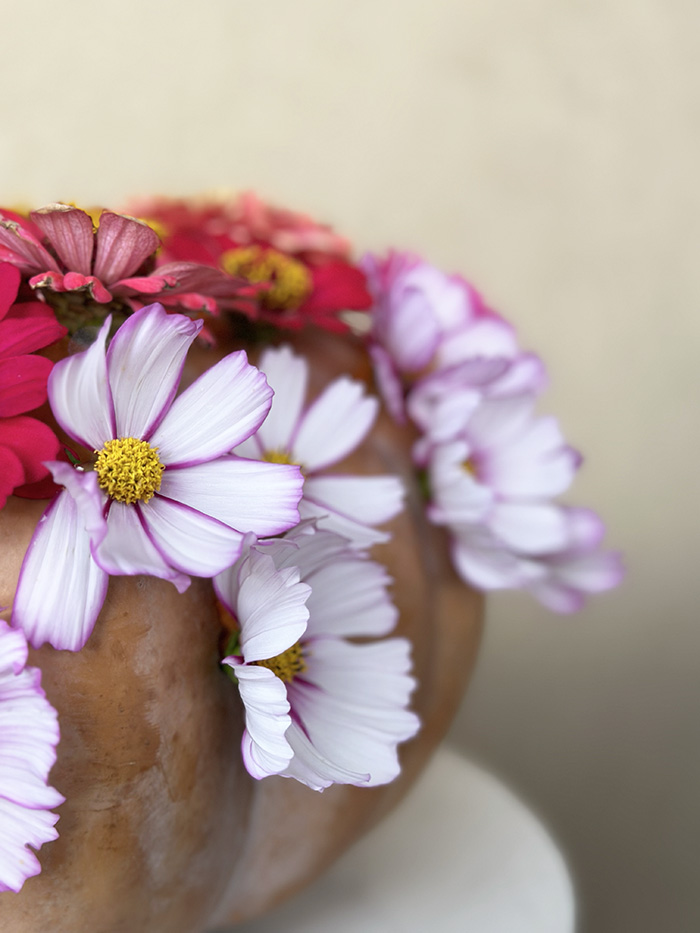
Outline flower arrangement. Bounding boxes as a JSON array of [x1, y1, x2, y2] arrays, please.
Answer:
[[0, 194, 622, 899]]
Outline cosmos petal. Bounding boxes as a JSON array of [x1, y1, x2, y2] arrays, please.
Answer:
[[255, 345, 308, 454], [228, 664, 293, 779], [151, 350, 272, 465], [139, 495, 244, 577], [302, 475, 404, 527], [47, 315, 115, 449], [106, 303, 202, 439], [12, 489, 109, 651], [292, 377, 378, 471], [160, 458, 302, 536], [92, 501, 190, 592]]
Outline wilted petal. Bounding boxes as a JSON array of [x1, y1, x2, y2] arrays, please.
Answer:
[[92, 501, 190, 592], [30, 205, 95, 276], [12, 489, 109, 651], [160, 458, 302, 536], [227, 664, 293, 779], [106, 304, 202, 439], [293, 377, 378, 471], [140, 495, 244, 576], [0, 217, 59, 275], [93, 212, 160, 283], [151, 350, 272, 465], [48, 315, 115, 449]]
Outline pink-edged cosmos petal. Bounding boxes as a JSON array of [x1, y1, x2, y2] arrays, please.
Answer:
[[302, 475, 404, 529], [229, 664, 293, 779], [92, 501, 190, 592], [12, 485, 109, 651], [105, 303, 202, 439], [160, 458, 302, 536], [255, 345, 308, 454], [151, 350, 272, 465], [47, 316, 115, 449], [139, 496, 244, 577]]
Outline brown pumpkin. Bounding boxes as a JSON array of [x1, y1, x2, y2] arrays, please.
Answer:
[[0, 326, 482, 932]]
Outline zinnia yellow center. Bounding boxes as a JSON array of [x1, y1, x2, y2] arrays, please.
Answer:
[[254, 641, 307, 683], [221, 245, 312, 311], [94, 437, 165, 504]]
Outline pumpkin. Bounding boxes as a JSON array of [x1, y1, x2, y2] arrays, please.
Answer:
[[0, 324, 482, 932]]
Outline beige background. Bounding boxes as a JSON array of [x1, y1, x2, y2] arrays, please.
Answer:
[[1, 2, 698, 930]]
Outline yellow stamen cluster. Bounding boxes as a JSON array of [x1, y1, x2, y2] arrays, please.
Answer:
[[221, 245, 312, 311], [263, 448, 297, 466], [94, 437, 165, 504], [254, 641, 307, 683]]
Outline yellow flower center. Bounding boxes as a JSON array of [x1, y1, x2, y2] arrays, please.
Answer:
[[94, 437, 165, 504], [221, 245, 312, 311], [254, 640, 307, 683], [263, 448, 297, 465]]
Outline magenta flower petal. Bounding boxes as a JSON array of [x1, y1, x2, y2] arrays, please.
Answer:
[[92, 211, 160, 284], [160, 458, 302, 536], [292, 377, 378, 471], [0, 263, 20, 320], [30, 205, 95, 276], [139, 496, 245, 577], [12, 488, 109, 651], [150, 350, 272, 465], [0, 355, 53, 417], [48, 315, 115, 449], [106, 304, 202, 440], [0, 304, 66, 358], [92, 501, 190, 593]]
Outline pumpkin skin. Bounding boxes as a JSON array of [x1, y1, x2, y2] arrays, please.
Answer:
[[0, 326, 483, 932]]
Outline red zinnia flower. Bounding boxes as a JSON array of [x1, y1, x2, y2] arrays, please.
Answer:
[[128, 193, 372, 333]]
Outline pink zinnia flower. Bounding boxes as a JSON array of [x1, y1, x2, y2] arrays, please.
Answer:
[[234, 345, 404, 548], [216, 526, 419, 790], [0, 620, 63, 893], [0, 204, 253, 315], [0, 262, 66, 508], [12, 304, 303, 652]]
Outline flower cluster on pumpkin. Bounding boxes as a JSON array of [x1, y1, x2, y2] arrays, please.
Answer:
[[0, 195, 622, 893]]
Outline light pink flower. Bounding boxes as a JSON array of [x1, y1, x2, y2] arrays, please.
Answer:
[[425, 394, 581, 590], [524, 508, 624, 613], [0, 620, 63, 893], [12, 304, 303, 652], [235, 345, 404, 548], [216, 526, 419, 790], [362, 251, 530, 420]]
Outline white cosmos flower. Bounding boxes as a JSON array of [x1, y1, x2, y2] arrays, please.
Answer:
[[234, 345, 405, 549], [12, 304, 304, 652], [215, 526, 420, 791], [0, 620, 63, 892]]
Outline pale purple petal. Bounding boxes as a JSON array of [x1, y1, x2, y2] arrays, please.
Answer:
[[139, 496, 244, 577], [106, 304, 202, 439], [30, 205, 95, 276], [427, 440, 493, 526], [47, 315, 115, 449], [255, 345, 308, 453], [368, 344, 405, 423], [226, 664, 293, 779], [302, 475, 405, 528], [92, 501, 190, 592], [488, 502, 570, 554], [160, 458, 302, 536], [282, 722, 368, 791], [151, 350, 272, 465], [0, 798, 60, 893], [450, 527, 546, 591], [48, 462, 108, 548], [12, 489, 109, 651], [229, 548, 309, 662], [93, 212, 160, 283], [292, 378, 378, 471], [436, 317, 518, 368]]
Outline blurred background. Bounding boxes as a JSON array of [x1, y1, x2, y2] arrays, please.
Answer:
[[1, 1, 697, 929]]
